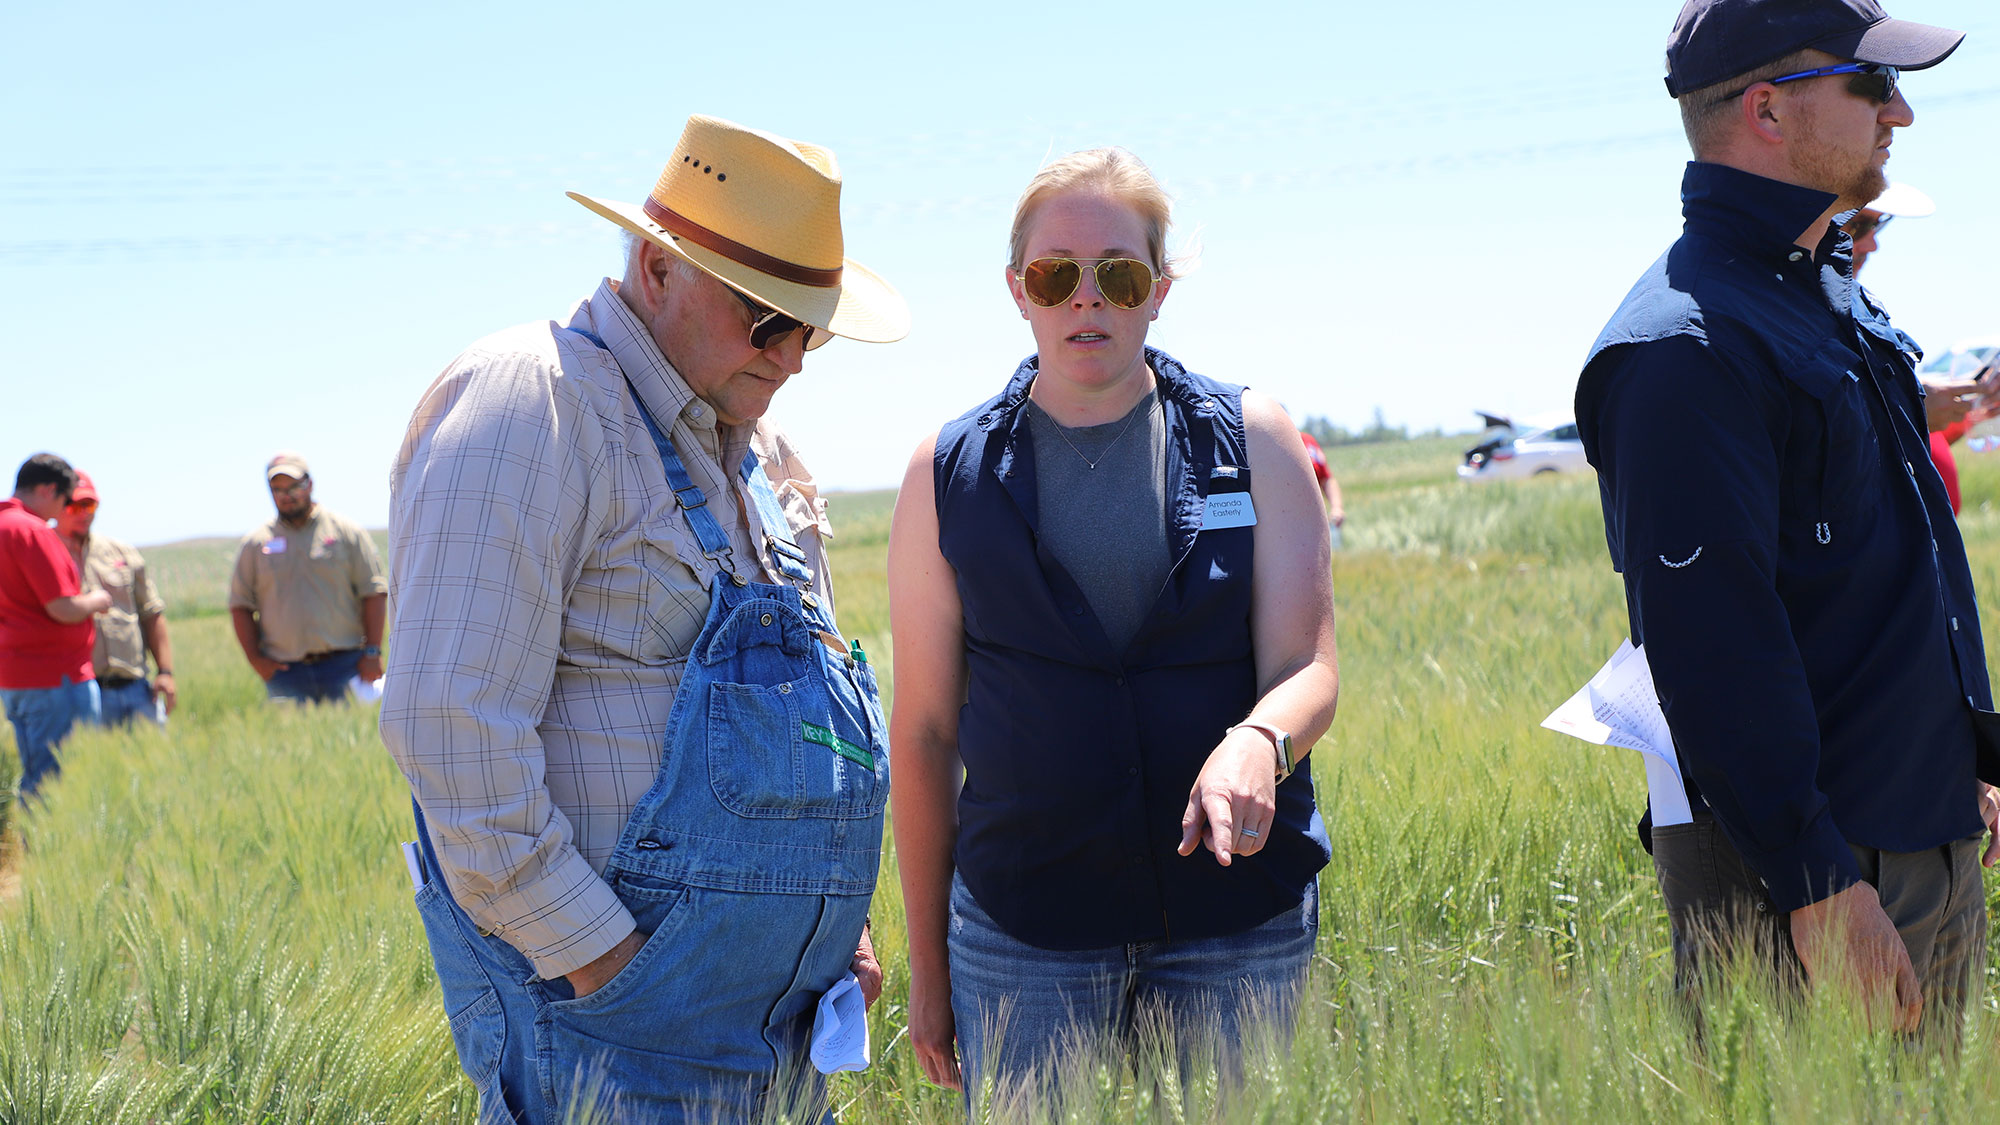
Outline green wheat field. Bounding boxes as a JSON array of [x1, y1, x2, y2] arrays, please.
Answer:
[[5, 435, 2000, 1122]]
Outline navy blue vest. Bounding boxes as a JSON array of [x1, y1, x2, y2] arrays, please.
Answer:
[[936, 348, 1329, 951]]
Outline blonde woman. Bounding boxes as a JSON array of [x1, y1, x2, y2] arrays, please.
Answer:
[[888, 148, 1339, 1106]]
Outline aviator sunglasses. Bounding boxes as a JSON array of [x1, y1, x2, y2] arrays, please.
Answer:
[[1716, 62, 1899, 106], [1017, 257, 1160, 309], [1844, 211, 1894, 239], [728, 288, 816, 351]]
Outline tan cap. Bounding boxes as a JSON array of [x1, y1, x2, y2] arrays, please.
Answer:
[[266, 451, 310, 481]]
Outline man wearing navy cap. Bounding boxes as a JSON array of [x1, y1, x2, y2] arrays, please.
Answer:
[[1577, 0, 1998, 1035]]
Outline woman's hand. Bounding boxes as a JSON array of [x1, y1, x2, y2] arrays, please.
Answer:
[[907, 963, 963, 1091], [1178, 727, 1279, 865]]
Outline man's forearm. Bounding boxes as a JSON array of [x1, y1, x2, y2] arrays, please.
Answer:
[[1632, 552, 1859, 910], [361, 594, 387, 648], [43, 590, 109, 624], [229, 607, 264, 663], [43, 597, 93, 625], [141, 613, 174, 674]]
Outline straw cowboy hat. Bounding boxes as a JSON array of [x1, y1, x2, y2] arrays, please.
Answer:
[[569, 115, 909, 347]]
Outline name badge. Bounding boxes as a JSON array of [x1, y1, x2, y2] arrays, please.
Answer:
[[1201, 464, 1257, 530], [262, 538, 288, 555], [1201, 492, 1257, 530]]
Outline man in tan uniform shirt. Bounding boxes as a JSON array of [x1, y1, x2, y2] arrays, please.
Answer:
[[54, 471, 175, 724], [229, 452, 386, 703]]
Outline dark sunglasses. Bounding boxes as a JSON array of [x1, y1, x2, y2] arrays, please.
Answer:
[[270, 476, 311, 497], [1717, 62, 1898, 106], [728, 288, 815, 351], [1843, 211, 1894, 239], [1018, 257, 1160, 309]]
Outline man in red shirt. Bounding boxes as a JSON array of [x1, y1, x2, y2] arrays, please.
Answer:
[[1299, 430, 1346, 549], [1841, 182, 1997, 514], [1, 453, 110, 801]]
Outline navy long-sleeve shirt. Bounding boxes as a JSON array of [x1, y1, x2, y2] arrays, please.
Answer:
[[1577, 162, 1997, 912]]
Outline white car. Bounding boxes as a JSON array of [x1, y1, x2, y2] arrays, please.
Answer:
[[1920, 335, 2000, 382], [1458, 419, 1589, 482]]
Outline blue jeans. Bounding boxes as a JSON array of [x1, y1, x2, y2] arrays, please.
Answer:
[[97, 678, 160, 726], [2, 677, 102, 799], [265, 650, 362, 703], [948, 870, 1316, 1114]]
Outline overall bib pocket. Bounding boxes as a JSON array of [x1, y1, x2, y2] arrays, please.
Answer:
[[701, 591, 887, 820], [706, 668, 886, 820]]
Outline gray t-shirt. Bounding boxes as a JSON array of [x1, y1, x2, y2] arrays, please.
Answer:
[[1027, 385, 1171, 651]]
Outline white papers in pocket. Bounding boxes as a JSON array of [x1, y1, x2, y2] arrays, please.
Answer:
[[401, 841, 425, 892], [1542, 640, 1693, 826], [809, 972, 870, 1074]]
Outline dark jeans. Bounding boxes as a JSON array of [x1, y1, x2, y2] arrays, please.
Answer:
[[1, 677, 100, 799], [1652, 809, 1987, 1036], [97, 677, 161, 726], [265, 650, 363, 704]]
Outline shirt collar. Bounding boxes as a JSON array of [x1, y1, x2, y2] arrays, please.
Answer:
[[272, 505, 321, 536], [577, 277, 751, 460], [1680, 162, 1843, 264], [990, 346, 1204, 428]]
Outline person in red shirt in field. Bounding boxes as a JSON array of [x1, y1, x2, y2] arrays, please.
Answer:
[[1842, 182, 1998, 514], [1299, 430, 1346, 549], [0, 453, 109, 801]]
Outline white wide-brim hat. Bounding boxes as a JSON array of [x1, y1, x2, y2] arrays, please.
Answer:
[[1868, 181, 1937, 218], [569, 115, 909, 347]]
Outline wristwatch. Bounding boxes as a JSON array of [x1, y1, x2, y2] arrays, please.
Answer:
[[1226, 722, 1295, 782], [362, 645, 382, 657]]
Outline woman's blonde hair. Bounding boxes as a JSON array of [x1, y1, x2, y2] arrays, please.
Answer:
[[1008, 147, 1181, 279]]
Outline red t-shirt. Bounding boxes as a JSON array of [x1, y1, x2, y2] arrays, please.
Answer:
[[1300, 431, 1330, 485], [1928, 426, 1964, 516], [0, 498, 93, 688]]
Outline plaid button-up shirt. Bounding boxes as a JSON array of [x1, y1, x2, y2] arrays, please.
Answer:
[[382, 278, 836, 978]]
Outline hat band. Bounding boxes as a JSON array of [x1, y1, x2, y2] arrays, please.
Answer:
[[643, 197, 843, 288]]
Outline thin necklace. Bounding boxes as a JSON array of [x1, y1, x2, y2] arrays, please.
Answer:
[[1038, 393, 1157, 470]]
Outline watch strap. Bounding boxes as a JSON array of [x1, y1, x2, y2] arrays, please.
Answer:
[[1226, 721, 1295, 782]]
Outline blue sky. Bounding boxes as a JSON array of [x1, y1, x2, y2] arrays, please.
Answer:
[[5, 0, 1997, 545]]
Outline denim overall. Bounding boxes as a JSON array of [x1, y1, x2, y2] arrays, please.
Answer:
[[411, 354, 888, 1124]]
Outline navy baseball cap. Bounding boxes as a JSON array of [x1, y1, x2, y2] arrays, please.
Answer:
[[1665, 0, 1963, 97]]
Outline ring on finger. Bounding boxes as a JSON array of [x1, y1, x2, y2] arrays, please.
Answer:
[[1239, 826, 1261, 839]]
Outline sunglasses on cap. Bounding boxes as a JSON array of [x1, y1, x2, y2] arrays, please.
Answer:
[[1716, 63, 1898, 107], [728, 288, 816, 351], [1843, 211, 1894, 239], [1017, 257, 1160, 310]]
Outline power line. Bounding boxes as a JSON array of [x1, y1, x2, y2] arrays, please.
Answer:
[[6, 85, 1996, 268]]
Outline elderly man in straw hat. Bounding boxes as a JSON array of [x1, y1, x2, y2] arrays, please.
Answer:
[[381, 115, 907, 1122]]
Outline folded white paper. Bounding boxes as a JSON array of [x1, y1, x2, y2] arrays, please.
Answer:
[[401, 841, 425, 892], [1542, 640, 1693, 826], [349, 676, 386, 704], [809, 972, 870, 1074]]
